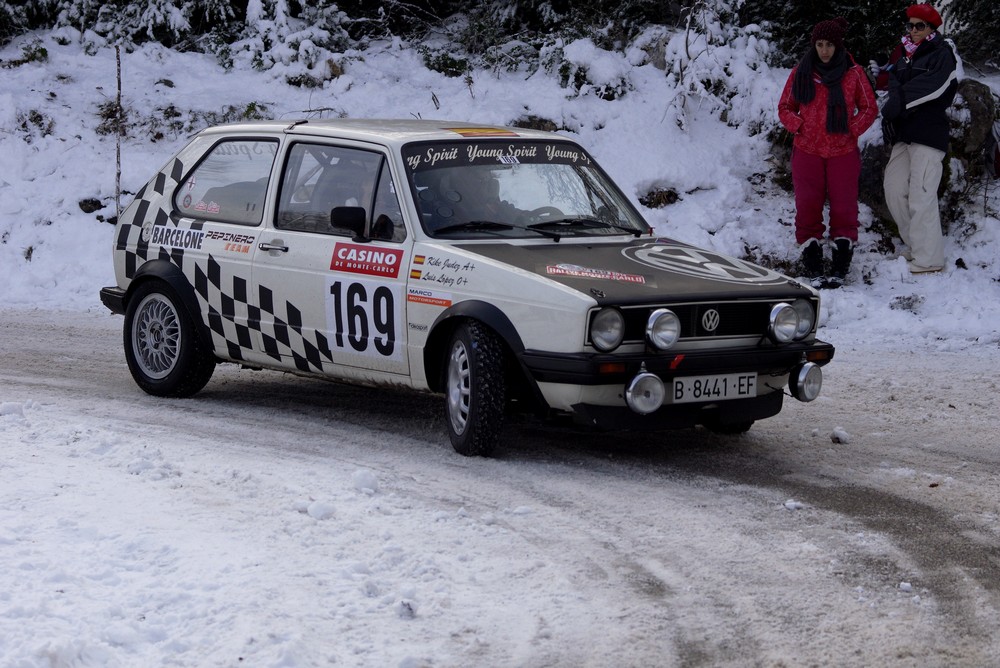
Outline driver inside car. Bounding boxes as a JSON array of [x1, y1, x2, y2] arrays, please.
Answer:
[[419, 166, 523, 230]]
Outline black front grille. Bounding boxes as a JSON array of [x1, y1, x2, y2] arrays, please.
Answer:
[[618, 299, 791, 342]]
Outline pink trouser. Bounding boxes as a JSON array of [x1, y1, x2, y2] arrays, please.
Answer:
[[791, 147, 861, 245]]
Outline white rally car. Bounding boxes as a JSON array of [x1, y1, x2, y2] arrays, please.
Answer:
[[100, 119, 834, 456]]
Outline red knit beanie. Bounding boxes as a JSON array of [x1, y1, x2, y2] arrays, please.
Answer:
[[811, 17, 848, 48], [907, 4, 942, 29]]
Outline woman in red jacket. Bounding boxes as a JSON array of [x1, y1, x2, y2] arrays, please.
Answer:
[[778, 17, 878, 288]]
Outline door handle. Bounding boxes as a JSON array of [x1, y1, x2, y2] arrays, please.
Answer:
[[259, 241, 289, 252]]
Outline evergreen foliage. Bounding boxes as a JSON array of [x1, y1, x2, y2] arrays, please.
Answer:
[[0, 0, 1000, 68], [0, 2, 27, 46], [453, 0, 680, 53], [1, 0, 996, 72], [737, 0, 909, 68], [947, 0, 1000, 69]]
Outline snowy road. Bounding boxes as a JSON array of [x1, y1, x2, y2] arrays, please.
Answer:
[[2, 307, 999, 667]]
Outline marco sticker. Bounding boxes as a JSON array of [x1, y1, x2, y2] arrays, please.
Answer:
[[624, 242, 787, 285], [330, 242, 404, 278], [407, 287, 452, 307]]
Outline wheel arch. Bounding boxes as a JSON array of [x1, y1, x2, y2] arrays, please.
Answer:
[[125, 260, 214, 351], [423, 300, 526, 394]]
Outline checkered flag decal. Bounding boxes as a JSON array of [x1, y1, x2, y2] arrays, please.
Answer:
[[115, 157, 337, 373]]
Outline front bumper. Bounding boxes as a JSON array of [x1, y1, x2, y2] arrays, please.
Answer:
[[519, 340, 835, 385], [570, 390, 785, 431], [517, 340, 833, 430]]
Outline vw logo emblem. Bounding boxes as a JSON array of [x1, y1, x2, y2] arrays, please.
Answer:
[[623, 242, 787, 285], [701, 309, 721, 332]]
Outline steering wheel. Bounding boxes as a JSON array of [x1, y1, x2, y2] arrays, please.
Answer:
[[518, 206, 564, 224]]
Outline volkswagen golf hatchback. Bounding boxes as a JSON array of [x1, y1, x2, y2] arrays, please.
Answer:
[[101, 119, 834, 455]]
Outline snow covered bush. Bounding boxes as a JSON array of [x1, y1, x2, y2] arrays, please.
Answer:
[[230, 0, 350, 75], [56, 0, 234, 49], [555, 38, 633, 101], [641, 3, 779, 133]]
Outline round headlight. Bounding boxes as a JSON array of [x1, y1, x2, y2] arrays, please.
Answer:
[[646, 308, 681, 350], [625, 372, 666, 414], [768, 303, 799, 343], [791, 298, 815, 339], [789, 362, 823, 402], [591, 307, 625, 352]]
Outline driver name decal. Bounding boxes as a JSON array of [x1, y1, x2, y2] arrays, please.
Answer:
[[624, 242, 787, 285], [330, 242, 403, 278], [409, 254, 476, 288]]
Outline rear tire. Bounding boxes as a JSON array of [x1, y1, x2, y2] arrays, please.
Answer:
[[123, 281, 216, 398], [444, 321, 505, 456]]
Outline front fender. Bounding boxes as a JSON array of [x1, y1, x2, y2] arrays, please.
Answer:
[[423, 300, 527, 394]]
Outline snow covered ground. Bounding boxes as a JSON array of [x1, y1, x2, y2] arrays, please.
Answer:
[[4, 308, 1000, 667], [1, 27, 999, 667]]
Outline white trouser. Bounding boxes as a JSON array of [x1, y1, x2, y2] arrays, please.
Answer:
[[883, 142, 946, 268]]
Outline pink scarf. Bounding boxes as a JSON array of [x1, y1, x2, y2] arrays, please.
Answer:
[[901, 31, 936, 58]]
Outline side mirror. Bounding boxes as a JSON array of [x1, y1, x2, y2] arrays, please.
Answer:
[[330, 206, 367, 238]]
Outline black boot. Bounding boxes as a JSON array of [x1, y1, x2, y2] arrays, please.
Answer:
[[800, 240, 823, 288], [828, 239, 853, 288]]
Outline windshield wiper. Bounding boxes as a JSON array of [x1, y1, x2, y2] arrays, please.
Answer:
[[434, 220, 562, 240], [527, 216, 644, 237], [434, 220, 513, 234]]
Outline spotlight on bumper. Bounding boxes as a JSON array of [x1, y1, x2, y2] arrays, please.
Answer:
[[625, 372, 666, 414], [789, 362, 822, 402]]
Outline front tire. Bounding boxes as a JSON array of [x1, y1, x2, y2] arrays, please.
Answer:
[[444, 321, 505, 456], [123, 281, 216, 397]]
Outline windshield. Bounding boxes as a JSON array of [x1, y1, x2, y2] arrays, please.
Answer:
[[402, 139, 651, 239]]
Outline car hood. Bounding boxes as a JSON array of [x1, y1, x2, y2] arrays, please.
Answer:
[[455, 237, 809, 304]]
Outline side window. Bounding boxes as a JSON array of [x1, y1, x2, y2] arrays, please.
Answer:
[[276, 143, 381, 235], [174, 139, 277, 226], [371, 164, 406, 242]]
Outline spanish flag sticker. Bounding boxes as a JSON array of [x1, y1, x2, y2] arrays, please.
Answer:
[[444, 127, 519, 138]]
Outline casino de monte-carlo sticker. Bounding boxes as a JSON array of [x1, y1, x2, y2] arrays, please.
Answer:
[[330, 242, 403, 278], [624, 241, 787, 285]]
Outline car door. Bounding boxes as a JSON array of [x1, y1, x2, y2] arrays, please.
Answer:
[[168, 135, 278, 362], [250, 141, 410, 378]]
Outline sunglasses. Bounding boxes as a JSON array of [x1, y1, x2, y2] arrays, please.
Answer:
[[905, 21, 929, 31]]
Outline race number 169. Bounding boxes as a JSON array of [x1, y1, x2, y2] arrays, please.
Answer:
[[329, 280, 396, 356]]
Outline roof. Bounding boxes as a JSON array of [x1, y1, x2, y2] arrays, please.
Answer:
[[195, 118, 571, 147]]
